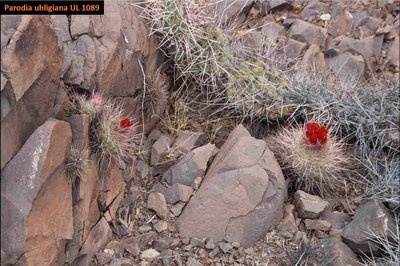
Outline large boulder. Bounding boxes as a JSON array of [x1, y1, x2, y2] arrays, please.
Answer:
[[1, 119, 73, 265], [175, 125, 287, 248], [1, 16, 64, 168]]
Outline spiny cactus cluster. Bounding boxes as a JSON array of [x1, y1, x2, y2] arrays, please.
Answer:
[[267, 122, 351, 197], [72, 94, 139, 168], [65, 145, 88, 184]]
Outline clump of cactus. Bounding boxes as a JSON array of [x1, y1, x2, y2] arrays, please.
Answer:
[[137, 70, 169, 120], [65, 145, 88, 184], [72, 94, 139, 168], [267, 122, 351, 197]]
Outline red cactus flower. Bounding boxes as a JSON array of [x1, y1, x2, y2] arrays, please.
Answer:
[[120, 118, 133, 128], [305, 123, 328, 145], [93, 95, 101, 106]]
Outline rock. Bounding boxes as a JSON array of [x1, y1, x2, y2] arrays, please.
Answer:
[[1, 119, 73, 265], [136, 160, 150, 180], [147, 193, 168, 220], [139, 225, 152, 234], [175, 125, 287, 248], [205, 238, 215, 250], [285, 38, 308, 59], [219, 242, 233, 253], [190, 237, 205, 248], [173, 131, 207, 154], [232, 242, 241, 248], [386, 35, 399, 69], [1, 16, 64, 168], [140, 249, 160, 261], [97, 160, 125, 217], [338, 36, 374, 66], [96, 251, 113, 265], [244, 247, 254, 255], [154, 237, 174, 252], [186, 258, 203, 266], [294, 191, 329, 219], [192, 176, 203, 190], [372, 35, 384, 59], [304, 219, 331, 231], [317, 238, 359, 266], [80, 218, 112, 259], [266, 0, 293, 12], [154, 220, 168, 233], [163, 143, 215, 186], [66, 114, 90, 150], [300, 0, 329, 20], [301, 44, 325, 70], [171, 202, 186, 217], [209, 248, 220, 258], [206, 0, 254, 26], [351, 12, 368, 28], [70, 15, 90, 37], [152, 160, 175, 177], [152, 183, 193, 204], [328, 4, 353, 37], [142, 129, 163, 160], [325, 52, 365, 81], [321, 206, 351, 230], [261, 21, 285, 40], [289, 19, 327, 47], [277, 204, 298, 237], [137, 232, 158, 251], [151, 135, 173, 165], [365, 16, 382, 33], [341, 199, 397, 254]]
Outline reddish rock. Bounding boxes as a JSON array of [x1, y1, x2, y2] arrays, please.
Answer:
[[1, 119, 72, 265]]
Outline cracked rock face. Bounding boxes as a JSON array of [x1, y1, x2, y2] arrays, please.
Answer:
[[175, 125, 287, 248]]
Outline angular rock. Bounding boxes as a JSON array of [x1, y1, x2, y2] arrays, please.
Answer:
[[163, 143, 215, 186], [304, 219, 331, 231], [80, 218, 112, 258], [190, 237, 205, 248], [66, 114, 90, 150], [142, 129, 163, 160], [338, 36, 374, 66], [206, 0, 254, 26], [136, 160, 150, 180], [154, 220, 168, 233], [98, 160, 125, 217], [351, 12, 368, 28], [285, 38, 307, 59], [342, 199, 397, 254], [266, 0, 293, 12], [277, 204, 298, 237], [294, 190, 329, 219], [171, 202, 186, 217], [139, 225, 152, 234], [321, 206, 351, 230], [151, 135, 173, 165], [1, 119, 72, 265], [317, 238, 359, 266], [147, 192, 168, 219], [137, 231, 158, 251], [289, 19, 327, 47], [154, 237, 174, 252], [205, 238, 215, 250], [301, 44, 326, 70], [175, 125, 287, 248], [261, 21, 285, 40], [173, 131, 207, 154], [325, 52, 365, 81], [300, 0, 329, 20], [328, 3, 354, 37], [1, 16, 64, 168], [219, 242, 233, 253], [70, 15, 90, 37], [152, 183, 193, 204], [140, 249, 160, 261]]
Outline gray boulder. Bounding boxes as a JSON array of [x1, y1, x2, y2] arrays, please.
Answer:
[[175, 125, 287, 248], [289, 19, 327, 47]]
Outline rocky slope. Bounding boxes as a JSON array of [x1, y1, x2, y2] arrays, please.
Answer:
[[1, 0, 398, 265]]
